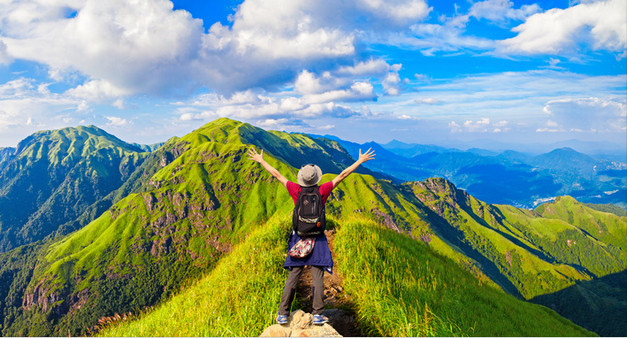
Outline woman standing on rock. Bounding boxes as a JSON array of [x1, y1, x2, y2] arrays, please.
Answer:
[[248, 147, 375, 325]]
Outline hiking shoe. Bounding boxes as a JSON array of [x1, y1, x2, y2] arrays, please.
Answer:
[[277, 314, 288, 325], [313, 314, 328, 325]]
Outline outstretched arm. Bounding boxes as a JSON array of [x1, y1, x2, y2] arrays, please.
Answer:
[[332, 148, 375, 188], [247, 148, 288, 187]]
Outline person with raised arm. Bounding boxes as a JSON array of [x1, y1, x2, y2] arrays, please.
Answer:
[[248, 147, 375, 325]]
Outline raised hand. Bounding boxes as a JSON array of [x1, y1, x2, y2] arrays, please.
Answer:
[[247, 148, 264, 163], [358, 148, 376, 163]]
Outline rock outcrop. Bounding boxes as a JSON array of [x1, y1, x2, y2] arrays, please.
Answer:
[[260, 310, 342, 337]]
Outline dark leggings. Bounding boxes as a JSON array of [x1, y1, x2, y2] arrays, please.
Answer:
[[278, 266, 325, 315]]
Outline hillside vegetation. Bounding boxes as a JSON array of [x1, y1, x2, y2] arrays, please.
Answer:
[[334, 216, 593, 337], [101, 213, 593, 337], [0, 118, 623, 336], [0, 118, 382, 336], [404, 179, 626, 300], [100, 212, 292, 337], [0, 126, 149, 252]]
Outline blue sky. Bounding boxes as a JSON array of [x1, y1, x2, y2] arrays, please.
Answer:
[[0, 0, 625, 153]]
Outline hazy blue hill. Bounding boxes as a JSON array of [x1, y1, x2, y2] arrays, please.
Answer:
[[466, 147, 498, 156], [496, 149, 532, 163], [547, 139, 627, 162], [530, 147, 600, 178], [0, 126, 148, 252], [131, 142, 166, 152], [329, 138, 427, 182], [528, 148, 627, 206], [328, 137, 626, 208], [406, 151, 565, 207], [0, 147, 15, 168], [381, 139, 451, 157], [456, 163, 562, 206], [411, 150, 497, 174]]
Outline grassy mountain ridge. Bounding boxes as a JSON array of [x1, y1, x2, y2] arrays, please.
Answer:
[[100, 213, 593, 337], [536, 196, 627, 250], [404, 178, 626, 299], [1, 118, 390, 335], [50, 136, 183, 239], [99, 211, 292, 337], [584, 202, 627, 216], [334, 216, 593, 336], [4, 121, 298, 335], [406, 179, 583, 299], [0, 126, 149, 252], [0, 118, 623, 336]]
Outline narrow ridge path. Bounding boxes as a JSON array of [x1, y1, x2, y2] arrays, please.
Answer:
[[294, 229, 364, 337]]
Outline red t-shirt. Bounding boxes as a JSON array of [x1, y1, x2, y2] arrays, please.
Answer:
[[286, 181, 334, 206]]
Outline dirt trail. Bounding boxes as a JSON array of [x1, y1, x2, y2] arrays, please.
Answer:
[[294, 229, 363, 337]]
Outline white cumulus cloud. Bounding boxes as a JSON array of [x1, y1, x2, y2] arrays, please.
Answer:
[[543, 97, 626, 131], [105, 116, 130, 126], [501, 0, 626, 55], [0, 0, 432, 99], [469, 0, 541, 22]]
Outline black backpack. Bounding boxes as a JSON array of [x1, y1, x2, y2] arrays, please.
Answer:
[[293, 185, 326, 237]]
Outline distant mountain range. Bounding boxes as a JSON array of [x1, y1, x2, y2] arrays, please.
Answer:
[[310, 135, 626, 208], [0, 119, 624, 336]]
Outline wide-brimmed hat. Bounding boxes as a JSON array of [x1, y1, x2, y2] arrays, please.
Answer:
[[297, 164, 322, 187]]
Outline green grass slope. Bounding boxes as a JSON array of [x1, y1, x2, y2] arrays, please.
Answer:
[[334, 216, 593, 337], [50, 135, 183, 238], [1, 118, 483, 336], [583, 202, 627, 217], [405, 178, 626, 299], [100, 213, 593, 337], [0, 125, 148, 252], [100, 211, 292, 337], [536, 196, 627, 251]]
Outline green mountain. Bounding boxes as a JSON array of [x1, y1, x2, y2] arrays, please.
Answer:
[[99, 213, 592, 337], [0, 126, 149, 252], [0, 118, 388, 336], [584, 202, 627, 217], [0, 118, 623, 336], [405, 179, 626, 299]]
